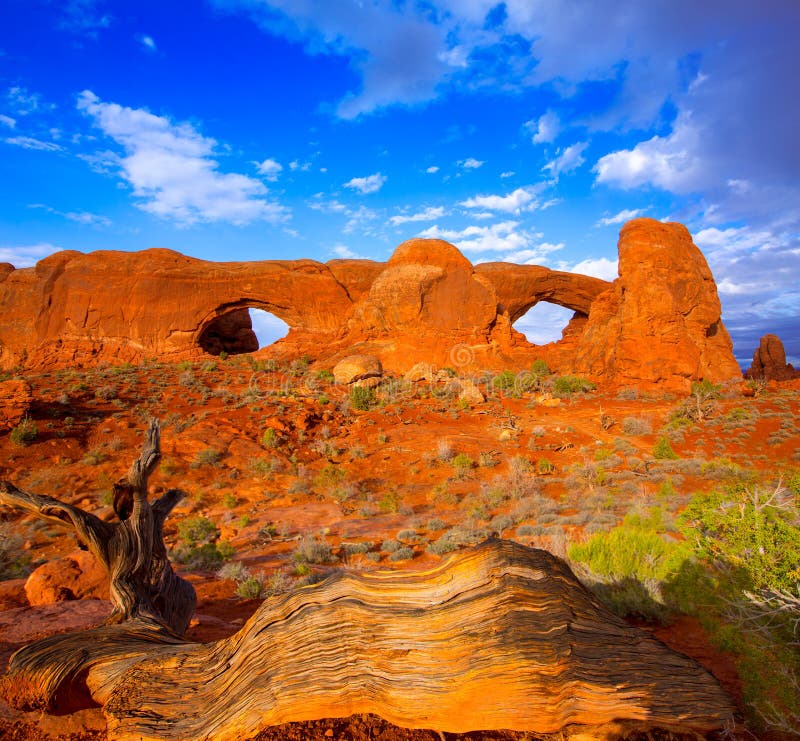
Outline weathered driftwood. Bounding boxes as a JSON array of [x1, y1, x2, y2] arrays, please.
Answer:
[[3, 540, 734, 740], [0, 419, 195, 634]]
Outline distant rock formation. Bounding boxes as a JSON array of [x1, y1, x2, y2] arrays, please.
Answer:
[[745, 333, 798, 381], [0, 219, 741, 391]]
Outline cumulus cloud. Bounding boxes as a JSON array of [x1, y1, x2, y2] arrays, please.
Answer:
[[461, 186, 542, 214], [595, 208, 646, 226], [256, 158, 283, 180], [77, 90, 288, 225], [330, 243, 369, 259], [343, 172, 386, 194], [214, 0, 454, 119], [459, 157, 484, 170], [543, 141, 588, 179], [567, 256, 618, 281], [389, 206, 445, 225], [425, 165, 439, 174], [528, 109, 559, 144], [418, 221, 561, 261], [0, 242, 63, 268]]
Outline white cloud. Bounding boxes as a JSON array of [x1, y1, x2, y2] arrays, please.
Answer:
[[418, 220, 561, 261], [500, 171, 514, 178], [330, 243, 368, 259], [137, 34, 157, 52], [543, 141, 588, 179], [29, 203, 111, 227], [59, 0, 112, 36], [6, 86, 46, 116], [343, 172, 386, 194], [425, 165, 439, 174], [0, 114, 15, 128], [4, 136, 64, 152], [77, 90, 288, 226], [694, 226, 782, 256], [289, 159, 311, 171], [567, 257, 618, 281], [0, 242, 63, 268], [256, 158, 283, 180], [595, 208, 645, 227], [461, 186, 541, 214], [459, 157, 484, 170], [528, 109, 559, 144], [389, 206, 445, 226]]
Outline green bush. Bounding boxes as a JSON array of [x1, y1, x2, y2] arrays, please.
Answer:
[[389, 546, 414, 562], [350, 385, 376, 411], [492, 370, 516, 392], [261, 428, 280, 449], [530, 359, 550, 377], [551, 375, 596, 397], [451, 453, 474, 479], [293, 534, 334, 564], [10, 416, 38, 447], [653, 436, 679, 460]]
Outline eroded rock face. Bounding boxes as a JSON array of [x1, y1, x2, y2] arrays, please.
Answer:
[[745, 334, 798, 381], [0, 379, 32, 431], [0, 221, 741, 390], [574, 219, 741, 392]]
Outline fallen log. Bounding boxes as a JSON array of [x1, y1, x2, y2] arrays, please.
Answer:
[[2, 539, 735, 740]]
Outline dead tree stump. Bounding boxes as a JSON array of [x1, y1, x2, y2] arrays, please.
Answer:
[[0, 419, 195, 635]]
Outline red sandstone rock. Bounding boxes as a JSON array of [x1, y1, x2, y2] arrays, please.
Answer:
[[24, 550, 109, 606], [0, 379, 32, 431], [745, 334, 798, 381], [573, 219, 742, 392], [0, 222, 741, 391], [333, 355, 383, 386]]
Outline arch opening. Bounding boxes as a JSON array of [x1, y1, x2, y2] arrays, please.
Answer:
[[513, 302, 577, 346], [198, 307, 289, 356]]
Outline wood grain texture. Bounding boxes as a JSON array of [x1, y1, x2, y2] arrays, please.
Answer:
[[3, 539, 734, 739]]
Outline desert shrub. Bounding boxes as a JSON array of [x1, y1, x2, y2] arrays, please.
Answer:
[[0, 523, 32, 580], [223, 492, 237, 509], [622, 416, 652, 435], [389, 546, 414, 562], [551, 375, 596, 397], [94, 384, 118, 400], [293, 534, 334, 564], [530, 359, 550, 377], [381, 539, 402, 553], [436, 439, 454, 462], [217, 561, 249, 582], [314, 464, 345, 492], [174, 516, 233, 570], [261, 427, 280, 449], [10, 416, 38, 447], [653, 437, 679, 460], [315, 368, 335, 383], [82, 447, 108, 466], [342, 541, 373, 556], [192, 447, 223, 468], [451, 453, 474, 479], [235, 574, 266, 599], [427, 518, 447, 531], [350, 385, 376, 411], [537, 457, 555, 474], [378, 489, 401, 513], [428, 525, 489, 556], [492, 370, 516, 392]]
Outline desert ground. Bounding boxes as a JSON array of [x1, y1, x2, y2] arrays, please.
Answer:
[[0, 354, 798, 739]]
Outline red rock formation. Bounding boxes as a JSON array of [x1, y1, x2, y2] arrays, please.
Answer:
[[573, 219, 741, 392], [0, 379, 32, 431], [745, 334, 798, 381], [0, 221, 742, 390]]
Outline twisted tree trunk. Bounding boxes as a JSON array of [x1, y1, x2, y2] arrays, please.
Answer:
[[0, 419, 195, 635]]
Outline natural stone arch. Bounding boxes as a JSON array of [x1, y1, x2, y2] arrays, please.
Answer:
[[195, 300, 296, 357], [513, 300, 581, 346]]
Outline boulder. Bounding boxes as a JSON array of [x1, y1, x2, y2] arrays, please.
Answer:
[[574, 219, 741, 392], [24, 550, 109, 606], [404, 362, 435, 383], [457, 378, 486, 405], [745, 334, 798, 381], [0, 378, 32, 432], [333, 355, 382, 386]]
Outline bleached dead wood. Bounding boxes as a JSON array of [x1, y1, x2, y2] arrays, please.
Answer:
[[3, 540, 734, 740]]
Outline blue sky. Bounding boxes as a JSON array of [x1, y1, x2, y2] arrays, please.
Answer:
[[1, 0, 798, 366]]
